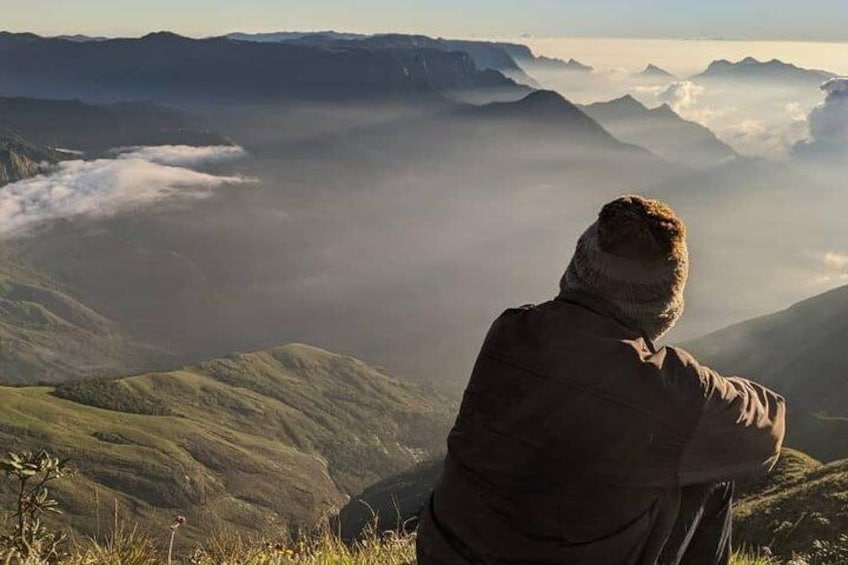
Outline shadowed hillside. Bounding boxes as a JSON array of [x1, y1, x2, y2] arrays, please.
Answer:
[[0, 249, 169, 384], [686, 285, 848, 461], [0, 97, 231, 153], [0, 343, 454, 543]]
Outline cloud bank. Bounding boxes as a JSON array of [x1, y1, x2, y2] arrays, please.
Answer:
[[807, 79, 848, 145], [793, 78, 848, 163], [113, 144, 247, 167], [0, 145, 249, 237]]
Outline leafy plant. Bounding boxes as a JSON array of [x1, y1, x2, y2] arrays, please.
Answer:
[[0, 450, 71, 562], [805, 533, 848, 565]]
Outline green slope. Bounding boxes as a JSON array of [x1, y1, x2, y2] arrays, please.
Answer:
[[0, 248, 171, 384], [735, 450, 848, 558], [0, 343, 454, 543]]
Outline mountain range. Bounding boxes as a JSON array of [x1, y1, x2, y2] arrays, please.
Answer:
[[224, 32, 594, 86], [693, 57, 836, 84], [241, 33, 540, 87], [0, 32, 526, 105], [580, 95, 737, 169]]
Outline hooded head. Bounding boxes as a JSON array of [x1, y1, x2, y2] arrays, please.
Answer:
[[560, 195, 689, 340]]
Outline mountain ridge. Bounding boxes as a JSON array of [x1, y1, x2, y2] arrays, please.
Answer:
[[0, 32, 524, 105], [693, 57, 836, 83], [580, 95, 737, 169], [0, 97, 230, 153]]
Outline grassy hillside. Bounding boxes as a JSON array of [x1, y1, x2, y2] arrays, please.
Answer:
[[0, 248, 171, 384], [735, 453, 848, 559], [0, 343, 454, 544]]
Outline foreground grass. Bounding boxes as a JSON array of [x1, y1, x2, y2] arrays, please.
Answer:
[[0, 529, 777, 565], [0, 527, 416, 565]]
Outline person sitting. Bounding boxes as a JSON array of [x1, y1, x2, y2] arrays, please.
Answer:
[[417, 195, 786, 565]]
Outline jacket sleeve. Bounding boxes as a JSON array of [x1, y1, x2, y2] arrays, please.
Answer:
[[668, 347, 786, 486]]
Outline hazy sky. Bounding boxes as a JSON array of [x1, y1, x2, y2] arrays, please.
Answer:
[[2, 0, 847, 41]]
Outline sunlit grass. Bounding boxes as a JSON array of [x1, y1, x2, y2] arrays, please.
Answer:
[[0, 530, 783, 565]]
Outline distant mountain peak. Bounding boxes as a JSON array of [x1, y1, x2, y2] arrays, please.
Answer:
[[641, 64, 674, 77], [579, 94, 649, 117], [611, 94, 647, 109], [520, 89, 569, 107], [140, 31, 190, 42], [565, 58, 593, 71], [697, 57, 836, 83]]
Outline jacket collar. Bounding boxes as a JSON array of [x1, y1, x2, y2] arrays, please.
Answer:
[[555, 288, 658, 353]]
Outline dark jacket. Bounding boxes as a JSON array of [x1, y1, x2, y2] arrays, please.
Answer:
[[417, 290, 786, 565]]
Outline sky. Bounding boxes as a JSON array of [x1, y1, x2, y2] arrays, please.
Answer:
[[1, 0, 847, 41]]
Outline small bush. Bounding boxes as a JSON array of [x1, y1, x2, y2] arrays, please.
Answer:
[[0, 450, 72, 563], [52, 379, 170, 416]]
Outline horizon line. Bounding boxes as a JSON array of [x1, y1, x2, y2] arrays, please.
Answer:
[[2, 28, 847, 45]]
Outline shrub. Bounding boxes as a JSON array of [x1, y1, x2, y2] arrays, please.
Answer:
[[0, 450, 72, 563]]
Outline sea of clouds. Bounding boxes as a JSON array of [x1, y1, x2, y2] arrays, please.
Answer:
[[0, 145, 250, 237]]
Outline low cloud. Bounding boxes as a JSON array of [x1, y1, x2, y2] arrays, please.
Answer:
[[809, 251, 848, 286], [653, 81, 726, 130], [658, 81, 705, 112], [823, 252, 848, 271], [0, 145, 249, 237], [796, 78, 848, 159], [113, 145, 247, 167], [808, 79, 848, 145]]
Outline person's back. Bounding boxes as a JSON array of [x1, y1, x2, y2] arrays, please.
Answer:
[[417, 196, 786, 565]]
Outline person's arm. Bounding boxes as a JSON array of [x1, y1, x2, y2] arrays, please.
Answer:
[[669, 347, 786, 486]]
